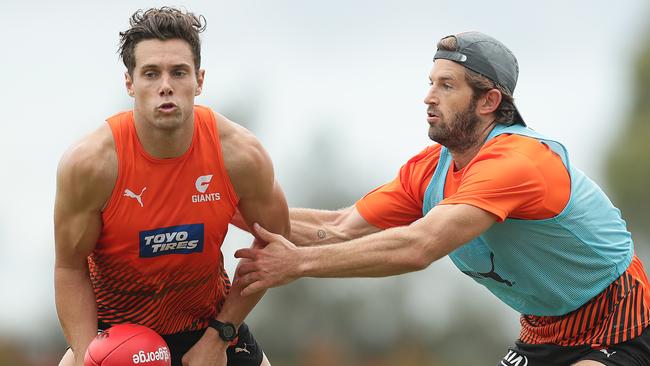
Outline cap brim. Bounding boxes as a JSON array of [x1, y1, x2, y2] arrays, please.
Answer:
[[512, 104, 526, 126]]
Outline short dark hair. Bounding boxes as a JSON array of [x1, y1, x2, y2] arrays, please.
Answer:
[[118, 7, 206, 76], [436, 36, 517, 125]]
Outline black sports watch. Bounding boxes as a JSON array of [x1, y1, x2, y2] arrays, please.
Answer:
[[208, 319, 238, 342]]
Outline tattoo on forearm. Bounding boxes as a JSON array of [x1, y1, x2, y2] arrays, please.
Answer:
[[317, 229, 326, 239]]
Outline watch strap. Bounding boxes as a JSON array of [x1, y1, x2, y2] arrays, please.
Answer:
[[208, 319, 238, 342]]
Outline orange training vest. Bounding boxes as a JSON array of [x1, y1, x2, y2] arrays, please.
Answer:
[[90, 105, 238, 335]]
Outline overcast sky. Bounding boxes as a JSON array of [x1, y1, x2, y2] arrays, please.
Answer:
[[1, 0, 648, 340]]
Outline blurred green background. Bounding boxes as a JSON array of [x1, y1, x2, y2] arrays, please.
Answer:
[[1, 1, 649, 365]]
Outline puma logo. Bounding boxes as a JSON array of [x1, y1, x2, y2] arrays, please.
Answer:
[[462, 252, 514, 287], [124, 187, 147, 207], [234, 343, 251, 354], [599, 349, 616, 358], [500, 350, 528, 366]]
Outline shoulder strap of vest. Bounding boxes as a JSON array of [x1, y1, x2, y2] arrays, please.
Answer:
[[487, 124, 570, 168]]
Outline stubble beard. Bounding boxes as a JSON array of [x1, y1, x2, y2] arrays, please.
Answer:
[[428, 99, 482, 153]]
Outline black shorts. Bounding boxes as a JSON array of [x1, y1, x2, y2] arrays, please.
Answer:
[[96, 322, 263, 366], [497, 325, 650, 366], [161, 323, 263, 366]]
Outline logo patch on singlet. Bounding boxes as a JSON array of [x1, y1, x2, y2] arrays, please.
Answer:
[[195, 175, 212, 193], [192, 174, 221, 203], [124, 187, 147, 207], [139, 224, 204, 257]]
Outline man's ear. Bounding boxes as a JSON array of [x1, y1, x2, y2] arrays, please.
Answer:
[[195, 69, 205, 96], [125, 72, 135, 97], [477, 88, 502, 116]]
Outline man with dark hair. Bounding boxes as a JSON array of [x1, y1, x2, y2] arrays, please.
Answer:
[[234, 32, 650, 365], [54, 7, 288, 366]]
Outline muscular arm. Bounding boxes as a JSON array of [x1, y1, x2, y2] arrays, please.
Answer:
[[236, 203, 496, 294], [54, 127, 116, 365], [297, 204, 495, 277], [219, 116, 289, 324], [185, 115, 289, 360]]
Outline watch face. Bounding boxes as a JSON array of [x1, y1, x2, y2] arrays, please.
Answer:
[[223, 325, 236, 338], [210, 320, 237, 341]]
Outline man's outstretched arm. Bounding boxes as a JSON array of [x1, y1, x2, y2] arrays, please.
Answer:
[[235, 203, 496, 295]]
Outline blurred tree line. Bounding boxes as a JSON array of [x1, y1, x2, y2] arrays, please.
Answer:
[[607, 29, 650, 253]]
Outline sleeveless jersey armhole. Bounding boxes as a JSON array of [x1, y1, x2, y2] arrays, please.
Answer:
[[199, 106, 240, 209], [101, 112, 129, 221]]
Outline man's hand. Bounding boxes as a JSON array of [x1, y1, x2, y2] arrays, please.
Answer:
[[181, 328, 228, 366], [235, 223, 304, 296]]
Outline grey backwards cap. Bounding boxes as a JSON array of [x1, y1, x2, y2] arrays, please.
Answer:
[[434, 32, 525, 126]]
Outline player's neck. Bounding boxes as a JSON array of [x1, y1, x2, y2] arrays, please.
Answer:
[[449, 146, 480, 171], [133, 116, 195, 159], [449, 121, 496, 171]]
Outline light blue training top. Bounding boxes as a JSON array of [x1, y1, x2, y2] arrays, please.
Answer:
[[422, 123, 633, 316]]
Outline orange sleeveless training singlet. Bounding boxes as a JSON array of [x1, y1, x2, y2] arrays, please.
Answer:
[[90, 105, 239, 335]]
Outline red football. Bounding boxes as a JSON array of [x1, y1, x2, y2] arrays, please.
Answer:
[[84, 324, 171, 366]]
